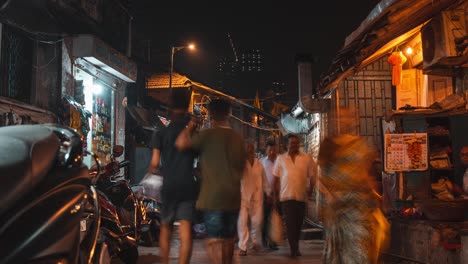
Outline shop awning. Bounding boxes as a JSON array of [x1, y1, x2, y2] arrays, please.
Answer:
[[72, 35, 137, 83], [317, 0, 459, 96], [126, 105, 164, 131], [276, 113, 316, 135]]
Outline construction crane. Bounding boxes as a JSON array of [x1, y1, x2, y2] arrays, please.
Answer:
[[227, 32, 239, 62]]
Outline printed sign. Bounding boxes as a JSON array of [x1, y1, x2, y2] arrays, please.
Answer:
[[384, 133, 428, 172]]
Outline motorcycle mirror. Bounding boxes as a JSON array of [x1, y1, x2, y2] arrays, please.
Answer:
[[113, 145, 124, 158]]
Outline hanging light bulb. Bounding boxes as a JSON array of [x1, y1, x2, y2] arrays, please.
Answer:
[[406, 47, 413, 55]]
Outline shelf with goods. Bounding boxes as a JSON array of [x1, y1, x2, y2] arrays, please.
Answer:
[[426, 117, 454, 182], [385, 112, 467, 218], [91, 95, 112, 163], [426, 115, 468, 206]]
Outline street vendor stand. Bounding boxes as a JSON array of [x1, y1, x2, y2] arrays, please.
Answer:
[[382, 107, 468, 263]]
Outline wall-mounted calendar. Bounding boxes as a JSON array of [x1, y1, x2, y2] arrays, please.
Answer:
[[384, 133, 428, 172]]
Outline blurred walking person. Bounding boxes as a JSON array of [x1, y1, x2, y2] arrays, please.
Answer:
[[259, 141, 279, 250], [318, 134, 389, 264], [147, 92, 198, 264], [176, 98, 246, 264], [237, 142, 269, 256], [273, 134, 316, 258]]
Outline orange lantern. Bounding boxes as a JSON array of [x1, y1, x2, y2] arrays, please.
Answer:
[[387, 51, 407, 86]]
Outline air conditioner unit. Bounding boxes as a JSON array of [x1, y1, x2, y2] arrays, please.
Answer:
[[421, 10, 468, 70]]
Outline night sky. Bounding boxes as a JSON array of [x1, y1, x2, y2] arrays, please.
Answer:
[[132, 1, 376, 104]]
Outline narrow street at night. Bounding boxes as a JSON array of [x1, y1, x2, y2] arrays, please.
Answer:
[[2, 0, 468, 263]]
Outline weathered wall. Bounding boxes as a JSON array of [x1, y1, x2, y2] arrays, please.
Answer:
[[32, 40, 61, 112], [61, 38, 74, 97]]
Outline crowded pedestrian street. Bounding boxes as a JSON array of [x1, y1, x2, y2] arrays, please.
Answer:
[[2, 1, 468, 264]]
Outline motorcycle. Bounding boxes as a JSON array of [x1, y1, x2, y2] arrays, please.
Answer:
[[92, 145, 146, 263], [0, 124, 107, 264], [131, 184, 162, 247]]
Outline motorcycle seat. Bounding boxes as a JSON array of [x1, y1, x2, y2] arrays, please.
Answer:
[[0, 125, 60, 215]]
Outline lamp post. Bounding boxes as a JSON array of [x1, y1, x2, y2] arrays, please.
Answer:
[[169, 44, 195, 100]]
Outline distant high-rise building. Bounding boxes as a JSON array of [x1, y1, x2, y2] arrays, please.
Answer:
[[239, 49, 263, 72], [216, 48, 266, 98], [216, 57, 240, 94], [271, 81, 286, 93]]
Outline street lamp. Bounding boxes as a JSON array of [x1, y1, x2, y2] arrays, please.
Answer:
[[169, 43, 195, 99]]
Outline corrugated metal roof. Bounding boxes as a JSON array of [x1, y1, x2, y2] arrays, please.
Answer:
[[146, 72, 192, 89], [146, 72, 279, 121], [317, 0, 460, 96]]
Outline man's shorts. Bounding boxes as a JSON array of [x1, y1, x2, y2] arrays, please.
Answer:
[[202, 210, 239, 239], [160, 200, 196, 224]]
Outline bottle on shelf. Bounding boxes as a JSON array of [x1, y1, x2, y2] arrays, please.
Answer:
[[100, 99, 105, 115]]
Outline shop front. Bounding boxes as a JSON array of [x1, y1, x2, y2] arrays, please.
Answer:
[[71, 35, 136, 167], [312, 0, 468, 262]]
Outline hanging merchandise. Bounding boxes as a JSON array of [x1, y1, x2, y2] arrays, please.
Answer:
[[58, 95, 92, 150], [91, 92, 113, 163], [388, 51, 407, 86]]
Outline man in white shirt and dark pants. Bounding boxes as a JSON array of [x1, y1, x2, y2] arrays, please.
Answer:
[[273, 134, 316, 258], [237, 142, 270, 256]]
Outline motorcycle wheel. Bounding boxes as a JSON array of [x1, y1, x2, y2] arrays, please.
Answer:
[[118, 245, 138, 264], [141, 220, 160, 247], [78, 242, 111, 264], [95, 242, 112, 264]]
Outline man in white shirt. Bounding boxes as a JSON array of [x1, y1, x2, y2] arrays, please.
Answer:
[[259, 141, 279, 250], [273, 134, 316, 258], [237, 142, 270, 256]]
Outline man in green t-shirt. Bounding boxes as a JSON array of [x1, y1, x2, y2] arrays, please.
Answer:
[[176, 98, 246, 264]]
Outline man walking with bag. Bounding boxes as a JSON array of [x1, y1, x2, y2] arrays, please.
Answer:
[[147, 92, 199, 264]]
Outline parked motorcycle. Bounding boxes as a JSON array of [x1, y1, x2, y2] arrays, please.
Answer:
[[131, 184, 162, 247], [0, 124, 106, 264], [92, 145, 146, 263]]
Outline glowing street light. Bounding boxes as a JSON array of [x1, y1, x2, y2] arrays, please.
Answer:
[[169, 43, 196, 97]]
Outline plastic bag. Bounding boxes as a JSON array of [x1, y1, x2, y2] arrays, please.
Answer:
[[139, 173, 163, 200], [268, 208, 284, 245]]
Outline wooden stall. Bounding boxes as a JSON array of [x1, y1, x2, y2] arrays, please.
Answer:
[[382, 107, 468, 263]]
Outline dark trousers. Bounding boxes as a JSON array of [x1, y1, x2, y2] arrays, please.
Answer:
[[262, 193, 276, 246], [281, 200, 305, 254]]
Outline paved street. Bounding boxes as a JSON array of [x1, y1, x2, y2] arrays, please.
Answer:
[[109, 216, 326, 264], [133, 238, 325, 264]]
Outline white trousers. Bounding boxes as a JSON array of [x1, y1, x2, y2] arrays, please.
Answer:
[[237, 197, 263, 251]]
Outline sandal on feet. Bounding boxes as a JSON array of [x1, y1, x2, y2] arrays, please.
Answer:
[[239, 250, 247, 256]]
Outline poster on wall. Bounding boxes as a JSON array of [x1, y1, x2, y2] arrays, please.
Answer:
[[384, 133, 428, 172]]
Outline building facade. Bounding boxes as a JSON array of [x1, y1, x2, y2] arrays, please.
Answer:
[[0, 0, 137, 168]]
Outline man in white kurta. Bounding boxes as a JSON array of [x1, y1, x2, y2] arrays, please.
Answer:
[[237, 142, 270, 255]]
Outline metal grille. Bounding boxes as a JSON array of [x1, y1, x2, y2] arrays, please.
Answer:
[[0, 24, 33, 102], [332, 56, 394, 149], [339, 79, 393, 147]]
